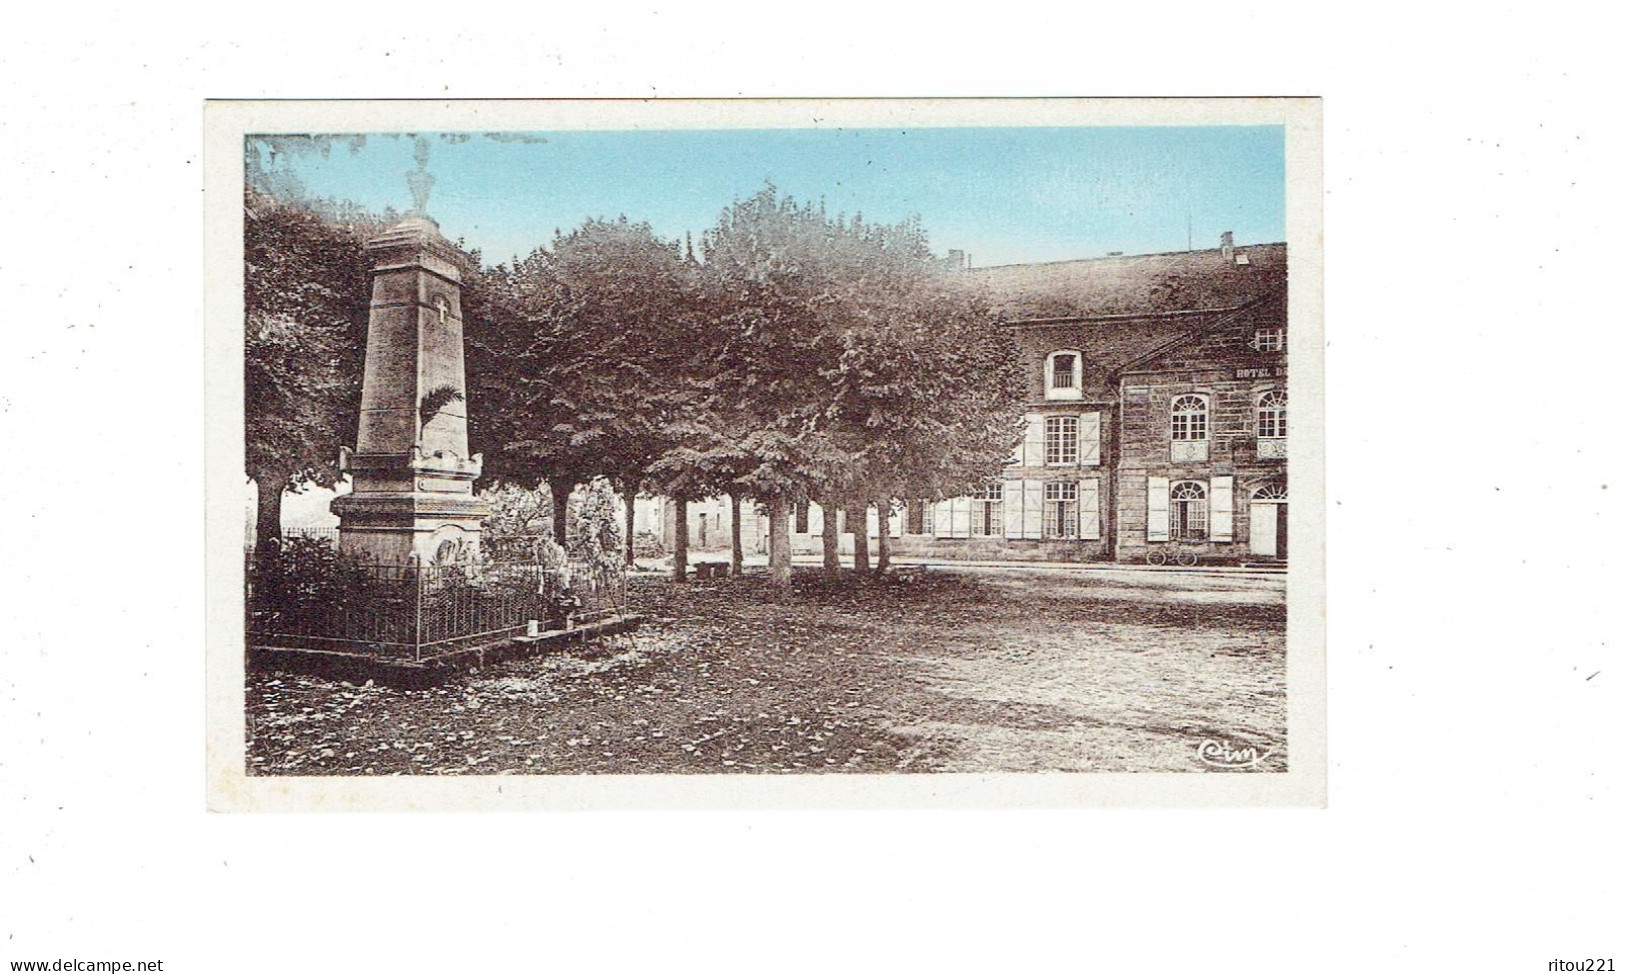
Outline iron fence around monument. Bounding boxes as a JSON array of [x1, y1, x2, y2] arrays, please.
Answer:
[[245, 545, 629, 663]]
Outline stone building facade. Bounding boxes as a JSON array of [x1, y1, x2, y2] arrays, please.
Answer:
[[656, 234, 1290, 566], [1113, 288, 1288, 563], [857, 235, 1290, 564]]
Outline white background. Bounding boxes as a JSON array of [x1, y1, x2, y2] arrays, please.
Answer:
[[1, 4, 1618, 972]]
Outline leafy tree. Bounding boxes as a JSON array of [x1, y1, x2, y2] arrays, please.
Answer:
[[243, 188, 371, 549], [826, 276, 1027, 572], [677, 187, 904, 587], [685, 185, 1024, 587], [478, 482, 555, 555], [468, 218, 705, 562]]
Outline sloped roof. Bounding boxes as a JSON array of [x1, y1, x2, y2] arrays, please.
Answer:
[[968, 241, 1287, 320], [1006, 310, 1240, 402], [1117, 285, 1289, 376]]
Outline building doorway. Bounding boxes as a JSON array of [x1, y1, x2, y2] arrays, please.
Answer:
[[1249, 483, 1287, 559]]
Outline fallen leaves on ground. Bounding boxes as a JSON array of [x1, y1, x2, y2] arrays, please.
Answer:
[[246, 568, 1287, 776]]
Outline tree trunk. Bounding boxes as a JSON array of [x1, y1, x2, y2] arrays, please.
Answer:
[[622, 480, 637, 567], [728, 489, 745, 576], [671, 495, 689, 583], [253, 477, 283, 552], [768, 495, 792, 590], [549, 479, 573, 547], [875, 499, 891, 573], [820, 497, 841, 575], [849, 498, 870, 573]]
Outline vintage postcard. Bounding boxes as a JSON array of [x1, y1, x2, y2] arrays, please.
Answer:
[[205, 98, 1325, 809]]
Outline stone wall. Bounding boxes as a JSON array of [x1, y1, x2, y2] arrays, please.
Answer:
[[1114, 292, 1288, 563]]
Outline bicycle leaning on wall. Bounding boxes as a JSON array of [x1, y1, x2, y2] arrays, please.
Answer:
[[1144, 541, 1199, 567]]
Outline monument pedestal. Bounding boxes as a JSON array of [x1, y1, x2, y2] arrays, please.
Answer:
[[333, 213, 488, 565], [333, 447, 489, 565]]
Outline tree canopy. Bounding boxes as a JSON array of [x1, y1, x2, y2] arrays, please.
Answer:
[[243, 188, 371, 546], [249, 181, 1026, 587], [466, 217, 706, 543], [670, 186, 1025, 582]]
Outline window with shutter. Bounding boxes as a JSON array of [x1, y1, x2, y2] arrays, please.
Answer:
[[1210, 475, 1234, 542], [1079, 411, 1101, 466], [970, 484, 1004, 536], [1045, 416, 1079, 465], [1170, 481, 1208, 541], [1043, 482, 1079, 538], [1078, 478, 1101, 540], [1023, 414, 1046, 466], [1002, 480, 1027, 538], [944, 496, 971, 538], [1021, 480, 1045, 540], [1147, 477, 1171, 542]]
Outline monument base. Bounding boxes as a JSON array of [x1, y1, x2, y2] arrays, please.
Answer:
[[332, 491, 491, 565]]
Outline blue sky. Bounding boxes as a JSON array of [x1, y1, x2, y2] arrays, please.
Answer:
[[256, 126, 1284, 268]]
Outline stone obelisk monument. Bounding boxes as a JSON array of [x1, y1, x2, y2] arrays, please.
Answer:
[[332, 139, 489, 565]]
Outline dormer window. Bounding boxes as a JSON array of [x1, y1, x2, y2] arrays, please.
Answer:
[[1051, 354, 1076, 388], [1250, 327, 1284, 352], [1045, 350, 1084, 400]]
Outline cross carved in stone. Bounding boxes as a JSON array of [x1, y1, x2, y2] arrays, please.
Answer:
[[434, 295, 450, 326]]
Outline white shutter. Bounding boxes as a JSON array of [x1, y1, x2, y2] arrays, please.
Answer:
[[1021, 480, 1044, 539], [1147, 477, 1170, 542], [1002, 480, 1025, 538], [952, 496, 972, 538], [1210, 475, 1234, 542], [1023, 414, 1046, 467], [807, 502, 824, 535], [933, 500, 954, 538], [1079, 412, 1101, 466], [1079, 478, 1101, 540]]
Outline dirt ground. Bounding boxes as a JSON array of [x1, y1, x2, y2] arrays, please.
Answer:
[[245, 566, 1287, 775]]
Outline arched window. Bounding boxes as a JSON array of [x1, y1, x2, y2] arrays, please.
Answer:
[[1171, 395, 1209, 441], [1045, 350, 1083, 399], [1257, 390, 1287, 439], [1170, 481, 1208, 541], [1252, 482, 1287, 501]]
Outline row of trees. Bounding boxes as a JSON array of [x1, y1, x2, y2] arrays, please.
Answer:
[[245, 182, 1026, 590]]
